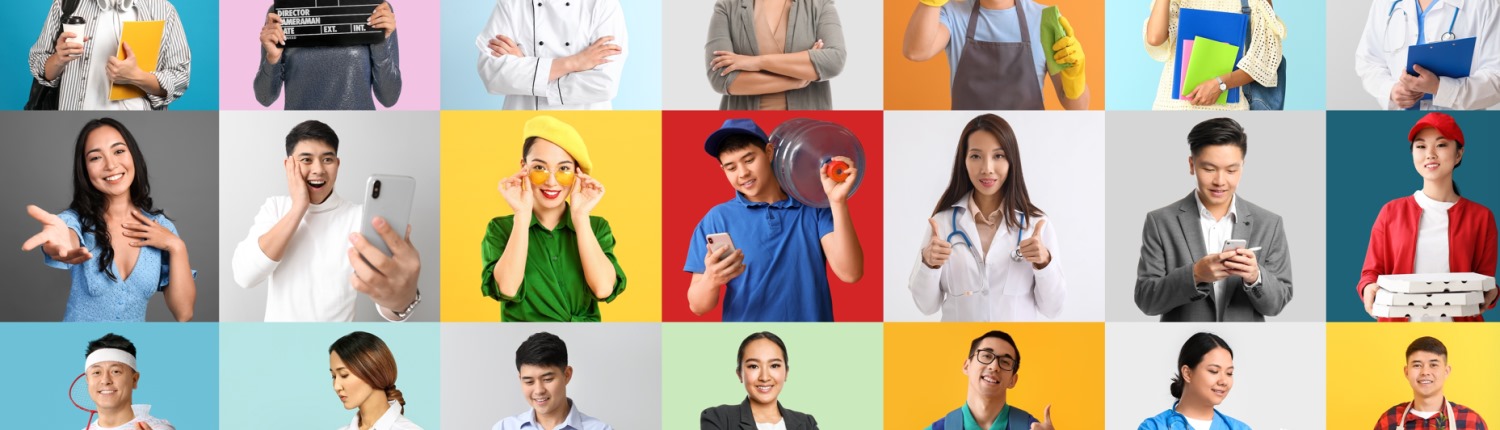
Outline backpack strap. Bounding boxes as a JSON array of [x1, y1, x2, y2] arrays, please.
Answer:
[[1008, 407, 1035, 430]]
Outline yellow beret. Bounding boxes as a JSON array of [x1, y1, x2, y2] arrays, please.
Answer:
[[523, 115, 592, 174]]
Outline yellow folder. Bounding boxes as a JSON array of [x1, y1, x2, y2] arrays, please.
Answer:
[[110, 20, 165, 101]]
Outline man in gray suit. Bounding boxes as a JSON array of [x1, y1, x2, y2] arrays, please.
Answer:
[[1135, 118, 1293, 322]]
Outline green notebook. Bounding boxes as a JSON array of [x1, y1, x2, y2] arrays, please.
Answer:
[[1040, 6, 1073, 75], [1180, 36, 1239, 105]]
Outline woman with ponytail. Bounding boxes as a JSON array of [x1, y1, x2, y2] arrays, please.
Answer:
[[1138, 332, 1249, 430], [330, 331, 423, 430]]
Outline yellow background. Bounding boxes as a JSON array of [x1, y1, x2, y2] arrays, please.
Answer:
[[885, 323, 1105, 428], [1326, 323, 1500, 427], [439, 111, 663, 322]]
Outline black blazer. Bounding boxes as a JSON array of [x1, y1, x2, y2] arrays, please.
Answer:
[[701, 398, 819, 430]]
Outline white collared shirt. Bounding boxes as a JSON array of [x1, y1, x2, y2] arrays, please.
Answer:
[[1412, 189, 1456, 322], [476, 0, 627, 110], [86, 404, 173, 430], [909, 192, 1066, 321], [756, 419, 788, 430], [337, 400, 423, 430], [1355, 0, 1500, 110], [1194, 191, 1240, 305]]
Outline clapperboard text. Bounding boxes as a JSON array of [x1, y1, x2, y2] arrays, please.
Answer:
[[273, 0, 383, 47]]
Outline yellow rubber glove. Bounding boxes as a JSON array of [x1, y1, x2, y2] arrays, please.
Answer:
[[1051, 16, 1086, 100], [919, 0, 948, 7]]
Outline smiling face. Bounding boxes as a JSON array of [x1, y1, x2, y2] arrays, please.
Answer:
[[1188, 145, 1243, 211], [522, 139, 578, 211], [738, 338, 787, 407], [964, 337, 1019, 399], [330, 352, 374, 411], [291, 139, 340, 205], [86, 362, 137, 410], [965, 129, 1010, 198], [719, 144, 779, 201], [83, 126, 135, 198], [1411, 127, 1463, 184], [1405, 351, 1449, 399], [519, 364, 571, 417], [1183, 347, 1234, 406]]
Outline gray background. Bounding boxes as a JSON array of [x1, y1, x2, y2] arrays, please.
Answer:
[[660, 0, 885, 110], [1324, 0, 1500, 110], [0, 112, 220, 322], [217, 111, 441, 322], [440, 323, 663, 429], [1104, 111, 1327, 322], [1105, 322, 1327, 430], [883, 111, 1107, 321]]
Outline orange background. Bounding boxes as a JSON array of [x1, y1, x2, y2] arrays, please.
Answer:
[[885, 322, 1106, 428], [883, 0, 1107, 110]]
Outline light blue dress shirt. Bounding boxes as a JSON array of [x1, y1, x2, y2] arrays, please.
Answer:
[[492, 399, 612, 430]]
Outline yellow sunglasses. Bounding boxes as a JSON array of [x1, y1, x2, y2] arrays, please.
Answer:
[[527, 166, 576, 188]]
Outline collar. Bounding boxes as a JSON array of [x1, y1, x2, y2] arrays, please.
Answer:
[[309, 192, 346, 214], [1164, 401, 1229, 428], [92, 405, 151, 429], [732, 191, 800, 209], [952, 191, 1023, 228], [522, 398, 582, 429], [1400, 397, 1457, 427], [348, 400, 404, 430], [965, 193, 1005, 227], [528, 205, 577, 232], [960, 402, 1010, 430], [93, 0, 136, 11], [737, 397, 791, 427], [1412, 190, 1460, 210], [1193, 190, 1238, 223]]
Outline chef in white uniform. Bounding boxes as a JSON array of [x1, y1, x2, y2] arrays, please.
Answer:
[[476, 0, 628, 110]]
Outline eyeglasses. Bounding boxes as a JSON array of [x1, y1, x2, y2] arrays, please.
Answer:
[[971, 349, 1015, 371], [528, 165, 575, 187]]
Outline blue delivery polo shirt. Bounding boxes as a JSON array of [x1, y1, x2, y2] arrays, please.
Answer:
[[684, 192, 836, 322]]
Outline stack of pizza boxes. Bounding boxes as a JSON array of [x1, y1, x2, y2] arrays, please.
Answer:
[[1372, 272, 1496, 318]]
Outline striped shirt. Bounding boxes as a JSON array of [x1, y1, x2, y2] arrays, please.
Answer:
[[28, 0, 192, 110]]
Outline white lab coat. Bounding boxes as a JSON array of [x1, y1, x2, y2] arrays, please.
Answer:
[[476, 0, 627, 110], [1355, 0, 1500, 110], [908, 197, 1066, 321]]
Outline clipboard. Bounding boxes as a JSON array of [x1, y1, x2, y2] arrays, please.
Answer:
[[1404, 37, 1475, 110], [110, 20, 165, 101], [1172, 8, 1247, 104], [273, 0, 385, 48]]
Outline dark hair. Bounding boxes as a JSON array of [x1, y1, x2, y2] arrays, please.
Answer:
[[285, 120, 340, 156], [521, 136, 583, 172], [715, 134, 768, 160], [968, 330, 1021, 373], [1187, 118, 1248, 157], [1170, 332, 1233, 399], [1405, 336, 1448, 360], [736, 331, 788, 377], [930, 114, 1044, 232], [70, 118, 166, 282], [85, 333, 137, 359], [1409, 134, 1464, 196], [330, 331, 405, 408], [516, 332, 569, 371]]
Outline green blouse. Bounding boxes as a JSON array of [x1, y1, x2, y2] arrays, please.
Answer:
[[480, 207, 627, 322]]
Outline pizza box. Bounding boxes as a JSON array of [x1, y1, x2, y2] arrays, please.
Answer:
[[1374, 289, 1485, 307], [1375, 273, 1494, 294], [1372, 303, 1483, 319]]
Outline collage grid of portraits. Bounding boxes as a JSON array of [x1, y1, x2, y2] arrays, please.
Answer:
[[2, 0, 1499, 429]]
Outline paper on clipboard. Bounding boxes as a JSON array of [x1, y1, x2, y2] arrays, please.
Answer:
[[110, 20, 164, 101]]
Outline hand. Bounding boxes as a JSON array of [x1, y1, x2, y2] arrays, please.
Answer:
[[570, 173, 605, 218], [1052, 17, 1084, 67], [106, 41, 145, 86], [498, 170, 534, 217], [120, 210, 184, 254], [487, 34, 525, 57], [1192, 250, 1234, 284], [923, 218, 953, 268], [1401, 64, 1440, 95], [347, 217, 420, 313], [261, 12, 285, 64], [368, 1, 397, 39], [564, 36, 621, 73], [51, 32, 88, 65], [1484, 288, 1498, 310], [1017, 219, 1051, 269], [1029, 404, 1054, 430], [1390, 83, 1423, 109], [819, 156, 858, 205], [703, 245, 745, 286], [1361, 282, 1380, 318], [136, 422, 155, 430], [21, 205, 92, 265], [810, 39, 825, 51], [1186, 77, 1224, 106], [284, 157, 310, 209], [710, 51, 764, 76], [1222, 248, 1259, 284]]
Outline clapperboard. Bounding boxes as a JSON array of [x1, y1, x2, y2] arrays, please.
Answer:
[[273, 0, 385, 47]]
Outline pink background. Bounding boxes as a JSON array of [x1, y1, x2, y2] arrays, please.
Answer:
[[218, 0, 441, 110]]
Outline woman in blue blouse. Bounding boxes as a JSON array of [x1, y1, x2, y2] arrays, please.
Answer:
[[1138, 332, 1250, 430], [21, 118, 196, 322], [254, 1, 402, 110]]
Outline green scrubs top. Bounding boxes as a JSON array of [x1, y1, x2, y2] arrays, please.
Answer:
[[480, 206, 627, 321]]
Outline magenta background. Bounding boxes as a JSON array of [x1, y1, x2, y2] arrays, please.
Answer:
[[218, 0, 441, 110]]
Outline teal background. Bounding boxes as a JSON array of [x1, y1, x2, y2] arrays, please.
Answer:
[[218, 323, 441, 429], [1325, 111, 1500, 322], [1104, 0, 1326, 110], [440, 0, 663, 110], [0, 323, 217, 428], [661, 323, 884, 429]]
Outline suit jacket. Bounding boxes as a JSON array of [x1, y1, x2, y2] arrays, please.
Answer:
[[701, 398, 819, 430], [1135, 192, 1293, 321]]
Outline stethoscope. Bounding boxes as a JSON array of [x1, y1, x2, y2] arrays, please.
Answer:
[[946, 208, 1027, 262], [1387, 0, 1461, 44]]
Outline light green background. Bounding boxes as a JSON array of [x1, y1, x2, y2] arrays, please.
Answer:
[[662, 323, 884, 429]]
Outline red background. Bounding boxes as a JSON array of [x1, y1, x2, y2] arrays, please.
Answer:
[[660, 110, 885, 322]]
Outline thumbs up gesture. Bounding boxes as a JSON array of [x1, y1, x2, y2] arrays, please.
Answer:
[[1030, 404, 1055, 430], [1017, 219, 1051, 269], [922, 218, 953, 269]]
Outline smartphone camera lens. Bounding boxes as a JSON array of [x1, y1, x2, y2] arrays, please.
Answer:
[[372, 180, 382, 199]]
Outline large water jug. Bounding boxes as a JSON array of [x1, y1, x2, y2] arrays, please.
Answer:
[[768, 119, 866, 208]]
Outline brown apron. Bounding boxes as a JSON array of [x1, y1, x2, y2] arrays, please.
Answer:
[[950, 1, 1045, 110]]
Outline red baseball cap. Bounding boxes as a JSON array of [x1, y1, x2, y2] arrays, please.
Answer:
[[1408, 112, 1464, 146]]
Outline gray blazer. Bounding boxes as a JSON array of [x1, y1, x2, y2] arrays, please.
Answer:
[[1135, 193, 1293, 322], [705, 0, 846, 110]]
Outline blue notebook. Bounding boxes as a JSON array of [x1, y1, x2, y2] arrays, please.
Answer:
[[1404, 37, 1476, 110], [1172, 8, 1249, 104]]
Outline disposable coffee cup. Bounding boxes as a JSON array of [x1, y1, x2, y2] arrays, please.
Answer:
[[63, 16, 86, 56]]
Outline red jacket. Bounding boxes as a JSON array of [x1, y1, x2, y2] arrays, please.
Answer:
[[1359, 196, 1498, 322]]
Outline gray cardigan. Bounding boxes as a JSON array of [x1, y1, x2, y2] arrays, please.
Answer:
[[705, 0, 845, 110]]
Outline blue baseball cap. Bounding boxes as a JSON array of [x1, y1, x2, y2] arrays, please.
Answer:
[[703, 118, 769, 158]]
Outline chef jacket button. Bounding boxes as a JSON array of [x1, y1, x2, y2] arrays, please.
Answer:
[[538, 41, 544, 46], [565, 42, 571, 46], [537, 2, 542, 6]]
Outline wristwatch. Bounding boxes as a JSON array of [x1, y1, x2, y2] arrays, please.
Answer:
[[1215, 76, 1227, 92], [393, 289, 421, 320]]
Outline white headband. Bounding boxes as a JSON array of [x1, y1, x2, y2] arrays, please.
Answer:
[[84, 348, 136, 373]]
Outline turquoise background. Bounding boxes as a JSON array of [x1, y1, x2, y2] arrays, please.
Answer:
[[1325, 111, 1500, 322], [0, 323, 218, 428], [1104, 0, 1325, 110], [218, 323, 441, 429], [440, 0, 663, 110]]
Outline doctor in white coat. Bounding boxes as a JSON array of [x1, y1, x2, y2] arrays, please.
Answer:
[[476, 0, 628, 110], [909, 114, 1065, 322], [1355, 0, 1500, 110]]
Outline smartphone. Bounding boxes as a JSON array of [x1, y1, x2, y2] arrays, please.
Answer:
[[360, 175, 416, 256], [1221, 239, 1248, 253], [706, 232, 736, 256]]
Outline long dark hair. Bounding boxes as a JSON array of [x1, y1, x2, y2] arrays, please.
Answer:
[[69, 118, 164, 282], [930, 114, 1043, 232], [1170, 332, 1233, 399]]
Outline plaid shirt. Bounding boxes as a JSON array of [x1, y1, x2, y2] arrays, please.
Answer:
[[1374, 401, 1489, 430]]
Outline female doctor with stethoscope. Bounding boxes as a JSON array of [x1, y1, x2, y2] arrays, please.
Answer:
[[1355, 0, 1500, 110], [909, 113, 1065, 321]]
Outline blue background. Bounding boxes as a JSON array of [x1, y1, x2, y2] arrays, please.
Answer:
[[1, 0, 219, 110], [440, 0, 662, 110], [218, 323, 441, 430], [1326, 111, 1500, 322], [1104, 0, 1326, 110], [0, 323, 218, 428]]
